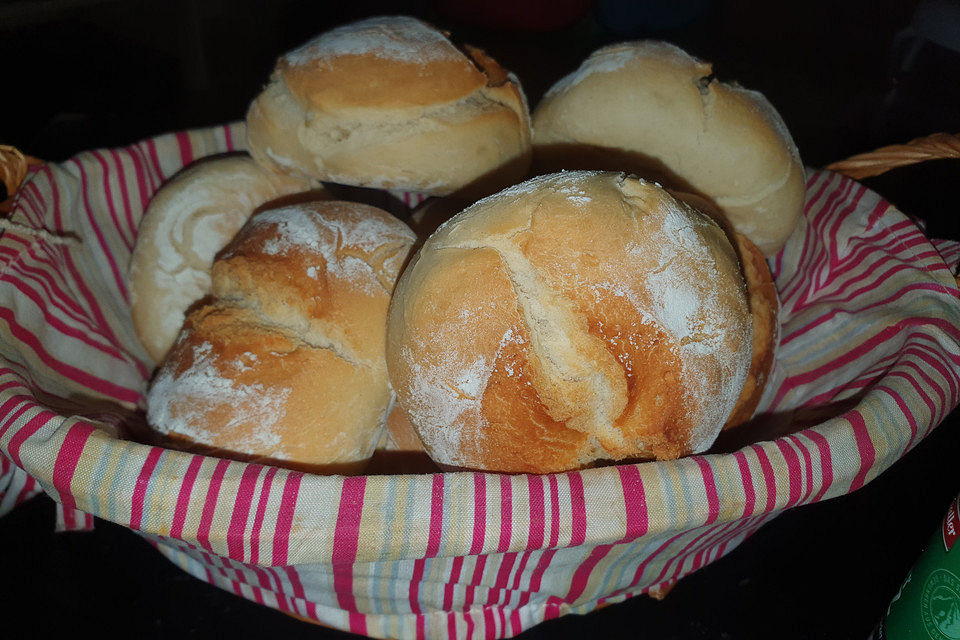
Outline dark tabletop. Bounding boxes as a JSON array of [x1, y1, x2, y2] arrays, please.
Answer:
[[1, 1, 959, 638]]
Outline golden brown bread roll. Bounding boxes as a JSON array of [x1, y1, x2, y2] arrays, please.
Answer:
[[724, 232, 779, 429], [532, 41, 805, 257], [246, 16, 532, 197], [386, 171, 753, 473], [147, 200, 416, 473], [383, 401, 427, 454], [365, 402, 440, 475], [129, 154, 313, 364]]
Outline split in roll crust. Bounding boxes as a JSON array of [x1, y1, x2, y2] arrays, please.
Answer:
[[532, 41, 805, 257], [129, 154, 312, 364], [246, 15, 533, 196], [386, 171, 753, 474], [147, 200, 416, 473]]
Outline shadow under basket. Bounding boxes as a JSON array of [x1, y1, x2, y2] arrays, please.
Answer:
[[0, 126, 959, 639]]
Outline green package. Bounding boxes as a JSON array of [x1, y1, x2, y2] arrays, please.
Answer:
[[875, 495, 960, 639]]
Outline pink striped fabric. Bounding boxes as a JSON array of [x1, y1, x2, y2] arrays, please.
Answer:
[[1, 450, 40, 516], [1, 124, 959, 639]]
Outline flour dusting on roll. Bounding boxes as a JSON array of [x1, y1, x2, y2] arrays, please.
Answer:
[[387, 171, 753, 473], [147, 199, 416, 473], [129, 154, 312, 364], [668, 189, 780, 429]]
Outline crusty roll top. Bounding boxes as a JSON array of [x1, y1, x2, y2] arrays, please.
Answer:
[[387, 171, 753, 473], [147, 200, 416, 472], [211, 201, 416, 365], [246, 16, 533, 196], [533, 41, 805, 256], [280, 16, 502, 110], [129, 155, 311, 364]]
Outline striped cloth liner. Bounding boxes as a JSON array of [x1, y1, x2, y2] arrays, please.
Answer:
[[0, 123, 958, 639]]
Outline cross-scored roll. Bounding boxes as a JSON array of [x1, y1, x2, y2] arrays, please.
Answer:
[[246, 15, 532, 196], [386, 171, 754, 473], [146, 200, 416, 473], [532, 41, 805, 257]]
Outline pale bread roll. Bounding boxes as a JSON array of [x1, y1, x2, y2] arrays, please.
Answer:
[[129, 154, 312, 364], [532, 41, 805, 256], [147, 200, 416, 473], [246, 16, 532, 196], [387, 171, 753, 473]]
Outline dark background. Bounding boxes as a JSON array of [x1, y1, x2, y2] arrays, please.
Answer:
[[1, 0, 959, 637]]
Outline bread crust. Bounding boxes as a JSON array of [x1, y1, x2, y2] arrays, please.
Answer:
[[532, 41, 805, 256], [149, 304, 385, 473], [129, 154, 311, 364], [667, 190, 780, 429], [246, 16, 532, 196], [723, 233, 779, 429], [387, 171, 753, 473], [147, 200, 416, 472]]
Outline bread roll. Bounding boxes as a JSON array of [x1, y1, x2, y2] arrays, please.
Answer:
[[532, 41, 805, 257], [667, 190, 779, 429], [147, 200, 416, 473], [386, 171, 753, 473], [130, 154, 313, 364], [364, 402, 440, 475], [246, 15, 532, 196], [724, 232, 779, 429], [383, 401, 427, 454]]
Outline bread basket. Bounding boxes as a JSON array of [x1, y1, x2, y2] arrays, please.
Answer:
[[1, 126, 958, 639]]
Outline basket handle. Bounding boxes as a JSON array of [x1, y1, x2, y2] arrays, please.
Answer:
[[1, 145, 42, 214], [826, 132, 960, 180], [828, 133, 960, 286]]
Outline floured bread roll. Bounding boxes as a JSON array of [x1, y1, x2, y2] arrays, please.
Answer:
[[147, 200, 416, 473], [532, 41, 805, 257], [246, 15, 532, 196], [130, 154, 313, 364], [668, 190, 779, 430], [387, 171, 753, 473]]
